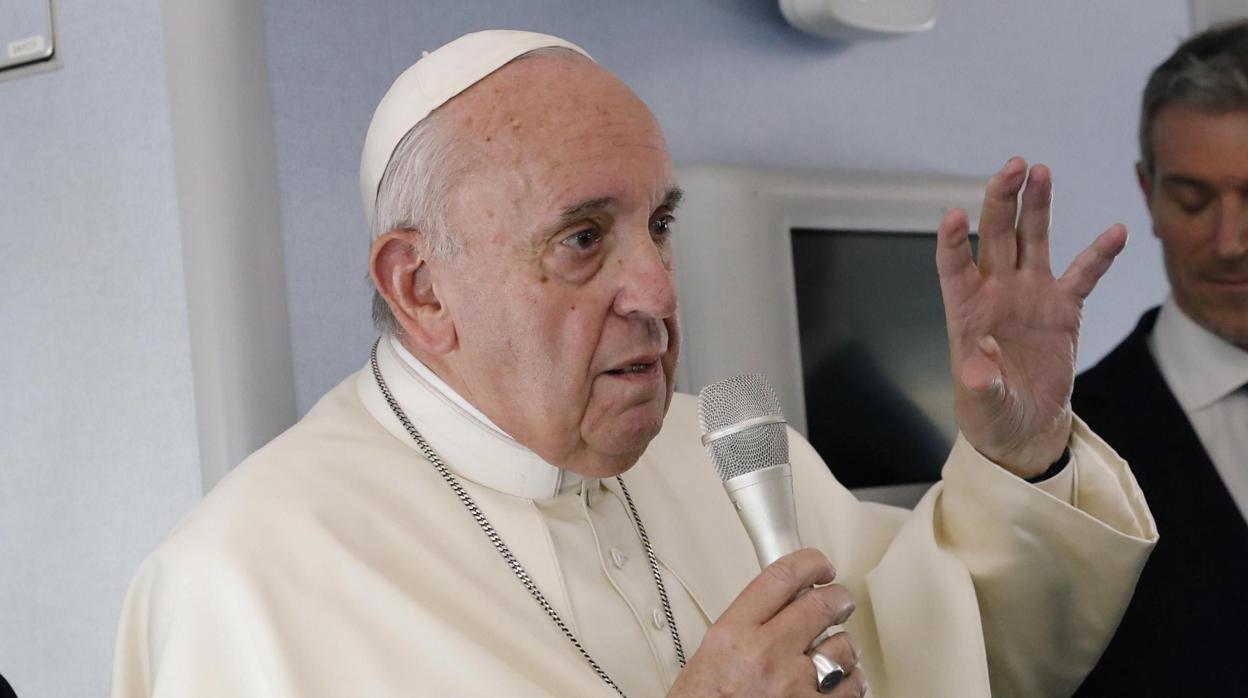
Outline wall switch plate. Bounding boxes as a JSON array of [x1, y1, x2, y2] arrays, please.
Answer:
[[1, 0, 55, 73]]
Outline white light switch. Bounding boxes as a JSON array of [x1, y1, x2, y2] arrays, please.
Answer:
[[1, 0, 54, 73]]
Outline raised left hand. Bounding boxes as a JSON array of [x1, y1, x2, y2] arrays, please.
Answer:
[[936, 157, 1128, 478]]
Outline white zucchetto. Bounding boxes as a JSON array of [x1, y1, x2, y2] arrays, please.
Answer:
[[359, 30, 591, 233]]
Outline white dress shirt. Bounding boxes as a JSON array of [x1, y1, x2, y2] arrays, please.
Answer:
[[1149, 296, 1248, 522], [391, 336, 511, 439]]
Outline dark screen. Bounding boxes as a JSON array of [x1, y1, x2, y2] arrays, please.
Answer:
[[791, 228, 972, 488]]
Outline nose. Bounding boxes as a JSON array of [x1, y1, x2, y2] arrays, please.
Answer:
[[612, 230, 678, 320], [1215, 193, 1248, 259]]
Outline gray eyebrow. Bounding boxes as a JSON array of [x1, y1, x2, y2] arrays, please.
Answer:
[[1160, 174, 1248, 191], [555, 187, 684, 225], [1160, 175, 1215, 189], [559, 197, 616, 222], [662, 187, 684, 210]]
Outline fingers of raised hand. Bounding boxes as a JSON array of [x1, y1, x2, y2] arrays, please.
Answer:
[[959, 336, 1006, 397], [724, 549, 837, 626], [935, 207, 975, 289], [1060, 223, 1129, 301], [976, 157, 1028, 274], [1017, 164, 1053, 272]]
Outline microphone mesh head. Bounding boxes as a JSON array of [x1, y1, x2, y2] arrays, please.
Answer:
[[698, 373, 789, 482]]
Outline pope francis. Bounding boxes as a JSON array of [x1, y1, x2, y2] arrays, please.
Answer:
[[111, 30, 1157, 698]]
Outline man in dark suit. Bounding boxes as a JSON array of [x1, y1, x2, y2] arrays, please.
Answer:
[[1073, 20, 1248, 697]]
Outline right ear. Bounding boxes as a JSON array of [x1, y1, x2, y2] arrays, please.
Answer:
[[369, 229, 457, 355], [1136, 160, 1155, 209], [1135, 161, 1164, 241]]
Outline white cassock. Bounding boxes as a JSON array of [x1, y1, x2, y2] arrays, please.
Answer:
[[111, 337, 1156, 698]]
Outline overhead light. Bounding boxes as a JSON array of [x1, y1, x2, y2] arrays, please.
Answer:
[[779, 0, 938, 40]]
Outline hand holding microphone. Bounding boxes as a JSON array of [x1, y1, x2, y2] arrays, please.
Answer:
[[666, 375, 866, 697], [667, 549, 862, 697]]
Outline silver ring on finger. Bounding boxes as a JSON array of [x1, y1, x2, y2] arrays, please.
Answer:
[[810, 651, 845, 694]]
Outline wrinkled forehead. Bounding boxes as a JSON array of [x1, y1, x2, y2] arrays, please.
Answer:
[[443, 56, 675, 220], [450, 54, 665, 153]]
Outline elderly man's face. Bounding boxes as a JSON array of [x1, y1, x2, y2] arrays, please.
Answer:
[[430, 55, 681, 477], [1142, 105, 1248, 348]]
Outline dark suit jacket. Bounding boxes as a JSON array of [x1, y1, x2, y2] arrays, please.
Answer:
[[1072, 307, 1248, 696]]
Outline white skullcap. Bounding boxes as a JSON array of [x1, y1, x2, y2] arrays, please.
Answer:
[[359, 30, 592, 234]]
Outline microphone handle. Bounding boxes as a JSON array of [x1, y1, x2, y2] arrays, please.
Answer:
[[723, 463, 802, 569], [727, 462, 845, 649]]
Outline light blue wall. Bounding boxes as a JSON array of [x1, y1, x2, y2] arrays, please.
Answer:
[[0, 2, 1197, 695], [0, 3, 204, 696], [265, 0, 1188, 416]]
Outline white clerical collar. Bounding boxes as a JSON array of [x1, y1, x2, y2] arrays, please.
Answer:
[[1150, 295, 1248, 411], [389, 335, 512, 439], [357, 336, 586, 499]]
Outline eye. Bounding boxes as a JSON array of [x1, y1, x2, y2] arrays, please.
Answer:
[[1168, 183, 1214, 215], [1177, 196, 1212, 215], [650, 213, 676, 239], [560, 227, 603, 252]]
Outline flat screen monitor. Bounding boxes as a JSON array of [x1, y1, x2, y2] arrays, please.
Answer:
[[670, 165, 985, 505], [791, 228, 975, 488]]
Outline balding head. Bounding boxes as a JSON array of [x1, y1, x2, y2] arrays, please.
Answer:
[[368, 39, 683, 477]]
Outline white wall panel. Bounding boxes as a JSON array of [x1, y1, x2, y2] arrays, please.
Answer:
[[2, 1, 295, 694], [0, 2, 202, 696], [161, 0, 296, 492]]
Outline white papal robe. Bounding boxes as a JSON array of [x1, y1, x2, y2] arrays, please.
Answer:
[[112, 338, 1156, 698]]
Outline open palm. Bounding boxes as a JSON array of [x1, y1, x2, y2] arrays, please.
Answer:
[[936, 158, 1127, 478]]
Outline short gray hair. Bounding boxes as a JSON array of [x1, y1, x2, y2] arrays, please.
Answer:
[[370, 107, 465, 336], [369, 46, 590, 336], [1140, 19, 1248, 175]]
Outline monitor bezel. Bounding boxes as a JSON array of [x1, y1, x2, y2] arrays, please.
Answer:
[[672, 164, 984, 437]]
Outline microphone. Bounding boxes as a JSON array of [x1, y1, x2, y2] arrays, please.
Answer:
[[698, 373, 801, 569]]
